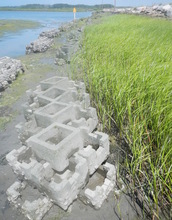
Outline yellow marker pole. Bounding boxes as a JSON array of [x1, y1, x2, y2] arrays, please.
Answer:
[[73, 7, 76, 20]]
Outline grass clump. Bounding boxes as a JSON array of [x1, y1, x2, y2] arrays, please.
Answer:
[[79, 14, 172, 217], [0, 116, 11, 130]]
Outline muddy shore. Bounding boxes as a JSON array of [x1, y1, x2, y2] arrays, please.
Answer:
[[0, 14, 144, 220]]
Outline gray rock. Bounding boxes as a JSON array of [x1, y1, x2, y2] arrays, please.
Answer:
[[54, 58, 66, 66], [0, 56, 24, 91], [39, 29, 60, 38], [59, 22, 73, 32], [163, 5, 172, 17], [116, 4, 172, 18], [67, 31, 79, 41]]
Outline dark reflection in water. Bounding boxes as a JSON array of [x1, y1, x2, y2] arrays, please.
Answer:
[[0, 11, 91, 57]]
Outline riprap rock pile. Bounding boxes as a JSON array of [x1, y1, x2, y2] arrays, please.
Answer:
[[134, 4, 172, 17], [115, 4, 172, 18], [26, 28, 61, 54], [39, 29, 60, 38], [25, 22, 75, 55], [26, 36, 54, 54], [0, 56, 24, 91]]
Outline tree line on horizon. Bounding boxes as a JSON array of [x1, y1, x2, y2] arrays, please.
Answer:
[[0, 3, 114, 11]]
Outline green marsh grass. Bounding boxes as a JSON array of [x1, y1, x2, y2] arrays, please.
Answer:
[[77, 14, 172, 217]]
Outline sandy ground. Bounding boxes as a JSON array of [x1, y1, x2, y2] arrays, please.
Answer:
[[0, 16, 144, 220]]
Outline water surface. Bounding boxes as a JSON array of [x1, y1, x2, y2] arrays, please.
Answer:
[[0, 11, 91, 57]]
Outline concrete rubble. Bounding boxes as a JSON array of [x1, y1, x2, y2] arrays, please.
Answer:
[[0, 56, 24, 91], [6, 76, 116, 219], [114, 4, 172, 18]]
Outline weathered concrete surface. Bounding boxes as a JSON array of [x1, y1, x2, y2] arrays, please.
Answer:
[[0, 56, 24, 91]]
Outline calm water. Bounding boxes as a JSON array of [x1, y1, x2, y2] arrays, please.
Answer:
[[0, 11, 91, 57]]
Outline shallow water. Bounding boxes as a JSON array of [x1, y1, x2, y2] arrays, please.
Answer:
[[0, 11, 91, 57]]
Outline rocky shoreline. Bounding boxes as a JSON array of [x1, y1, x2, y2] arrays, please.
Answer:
[[104, 4, 172, 18], [26, 29, 61, 54]]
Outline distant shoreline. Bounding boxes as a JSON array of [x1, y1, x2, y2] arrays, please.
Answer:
[[0, 8, 92, 12], [0, 4, 114, 12]]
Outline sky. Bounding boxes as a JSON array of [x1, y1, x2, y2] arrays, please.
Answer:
[[0, 0, 171, 7]]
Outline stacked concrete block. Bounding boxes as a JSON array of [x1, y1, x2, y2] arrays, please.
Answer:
[[34, 103, 74, 127], [26, 123, 83, 171], [78, 131, 109, 175], [6, 76, 116, 219], [16, 77, 93, 144], [6, 147, 88, 210], [48, 153, 89, 210]]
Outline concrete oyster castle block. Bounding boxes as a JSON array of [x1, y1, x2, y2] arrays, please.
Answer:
[[27, 123, 83, 171], [6, 76, 116, 219]]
